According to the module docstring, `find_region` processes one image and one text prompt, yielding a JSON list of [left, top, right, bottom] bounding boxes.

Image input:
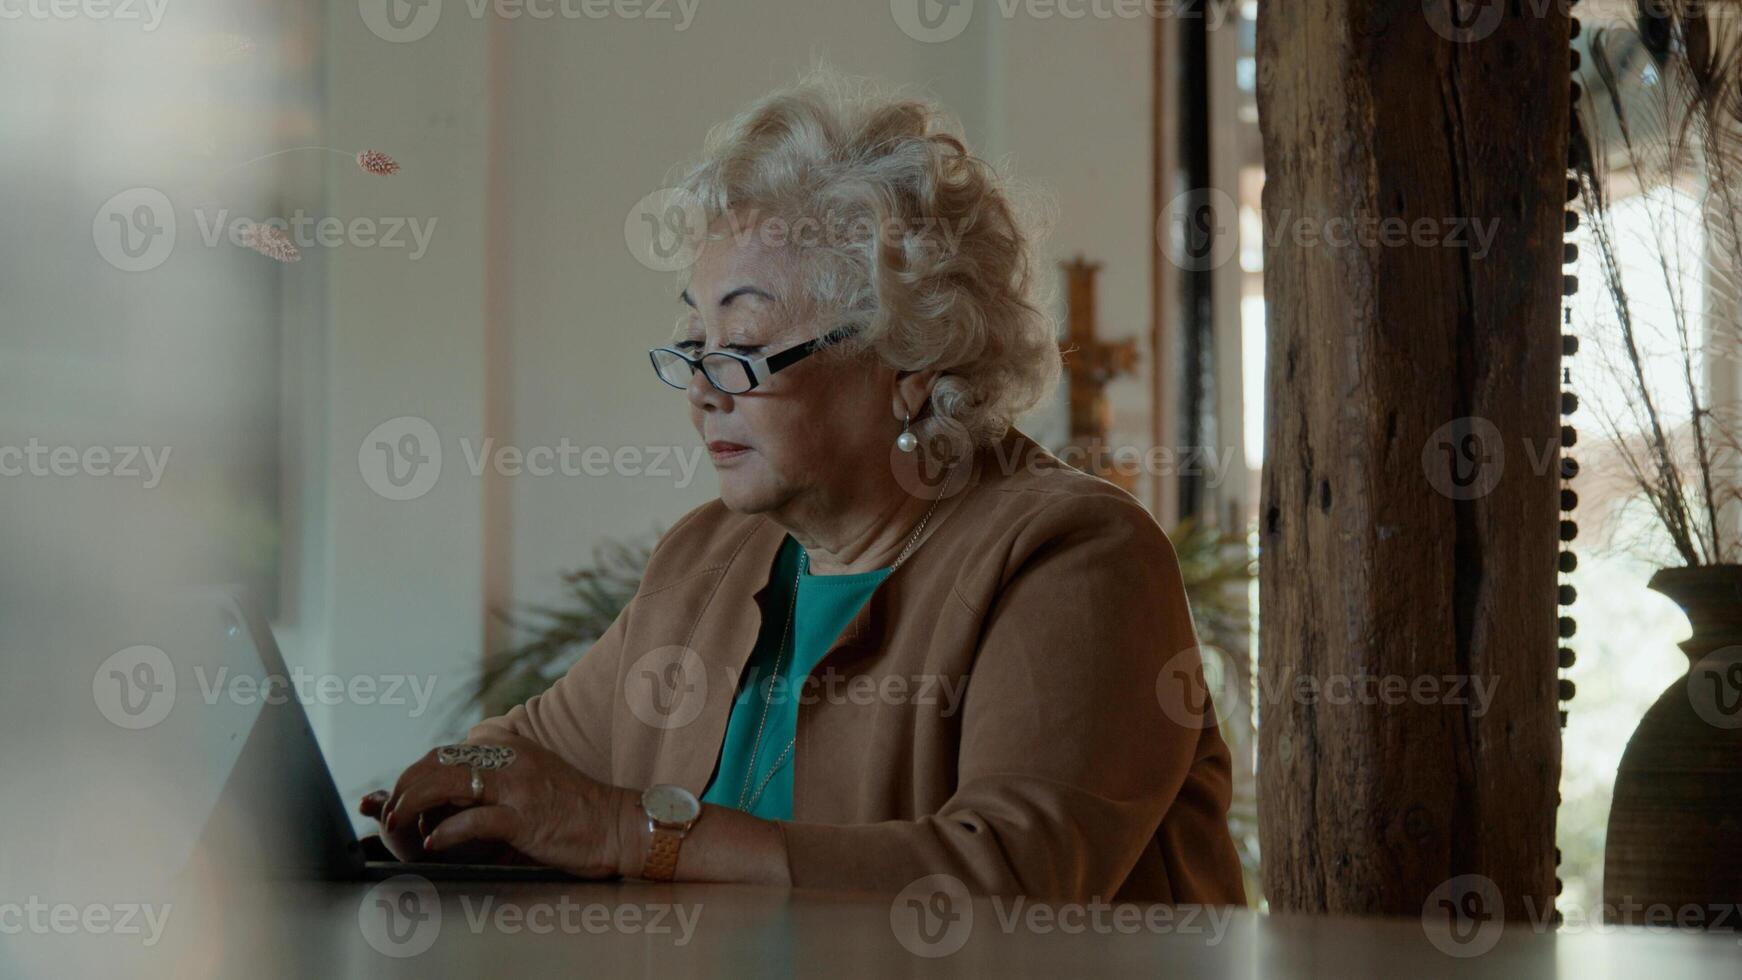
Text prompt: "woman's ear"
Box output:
[[892, 369, 941, 421]]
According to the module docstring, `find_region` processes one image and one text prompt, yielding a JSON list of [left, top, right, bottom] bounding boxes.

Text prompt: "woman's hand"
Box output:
[[357, 789, 429, 862], [374, 732, 634, 877], [357, 793, 520, 864]]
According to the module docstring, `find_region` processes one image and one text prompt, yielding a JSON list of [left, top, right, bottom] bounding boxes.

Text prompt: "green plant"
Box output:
[[466, 533, 656, 719]]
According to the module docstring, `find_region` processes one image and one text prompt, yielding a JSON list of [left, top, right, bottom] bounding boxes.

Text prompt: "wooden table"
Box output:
[[6, 877, 1739, 978]]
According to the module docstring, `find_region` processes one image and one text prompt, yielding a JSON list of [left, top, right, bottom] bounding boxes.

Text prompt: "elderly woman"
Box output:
[[362, 73, 1244, 905]]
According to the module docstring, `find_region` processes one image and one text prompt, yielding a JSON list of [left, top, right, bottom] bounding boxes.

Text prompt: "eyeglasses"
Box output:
[[649, 323, 860, 394]]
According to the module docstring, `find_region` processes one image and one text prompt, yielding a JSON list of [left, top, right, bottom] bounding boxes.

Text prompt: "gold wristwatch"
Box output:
[[638, 784, 701, 881]]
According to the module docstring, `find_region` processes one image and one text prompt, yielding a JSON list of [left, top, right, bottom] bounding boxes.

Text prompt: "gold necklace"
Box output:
[[736, 493, 944, 813]]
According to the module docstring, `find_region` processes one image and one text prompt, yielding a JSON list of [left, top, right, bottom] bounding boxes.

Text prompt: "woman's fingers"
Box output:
[[382, 748, 444, 830], [358, 789, 389, 818], [423, 805, 519, 853], [387, 764, 484, 833], [382, 739, 530, 831]]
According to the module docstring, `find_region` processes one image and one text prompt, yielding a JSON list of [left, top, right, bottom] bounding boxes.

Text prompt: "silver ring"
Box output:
[[436, 743, 517, 770], [469, 767, 484, 802]]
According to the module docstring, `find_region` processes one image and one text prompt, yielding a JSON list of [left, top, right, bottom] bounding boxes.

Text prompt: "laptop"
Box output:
[[172, 586, 574, 882]]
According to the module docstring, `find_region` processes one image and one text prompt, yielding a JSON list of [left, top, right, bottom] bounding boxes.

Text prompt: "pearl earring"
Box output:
[[896, 413, 918, 452]]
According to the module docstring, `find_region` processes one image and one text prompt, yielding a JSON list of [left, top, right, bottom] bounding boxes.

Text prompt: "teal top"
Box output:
[[700, 534, 892, 820]]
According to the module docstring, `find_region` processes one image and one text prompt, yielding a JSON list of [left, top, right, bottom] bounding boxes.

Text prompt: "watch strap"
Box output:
[[642, 826, 684, 881]]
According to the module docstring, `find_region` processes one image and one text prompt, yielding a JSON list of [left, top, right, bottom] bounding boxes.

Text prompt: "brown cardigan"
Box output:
[[471, 427, 1246, 905]]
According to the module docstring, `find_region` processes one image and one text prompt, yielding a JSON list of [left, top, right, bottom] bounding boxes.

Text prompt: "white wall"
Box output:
[[299, 0, 1154, 804]]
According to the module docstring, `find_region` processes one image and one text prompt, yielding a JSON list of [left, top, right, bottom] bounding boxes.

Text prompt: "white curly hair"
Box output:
[[670, 67, 1062, 448]]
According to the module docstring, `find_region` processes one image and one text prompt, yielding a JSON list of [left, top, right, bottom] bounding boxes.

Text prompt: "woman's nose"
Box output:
[[685, 367, 729, 411]]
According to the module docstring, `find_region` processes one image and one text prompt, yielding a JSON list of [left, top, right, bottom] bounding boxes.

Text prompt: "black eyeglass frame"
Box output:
[[648, 322, 861, 394]]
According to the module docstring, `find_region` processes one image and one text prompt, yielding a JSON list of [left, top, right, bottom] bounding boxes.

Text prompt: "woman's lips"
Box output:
[[707, 440, 751, 459]]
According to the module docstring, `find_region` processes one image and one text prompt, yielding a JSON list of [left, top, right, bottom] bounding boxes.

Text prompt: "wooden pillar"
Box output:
[[1255, 0, 1566, 918]]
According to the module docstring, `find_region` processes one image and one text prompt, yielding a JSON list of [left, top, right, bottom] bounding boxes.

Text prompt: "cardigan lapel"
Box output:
[[665, 514, 785, 791]]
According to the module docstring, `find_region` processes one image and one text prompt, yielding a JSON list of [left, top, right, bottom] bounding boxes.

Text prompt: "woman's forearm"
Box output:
[[612, 786, 792, 886]]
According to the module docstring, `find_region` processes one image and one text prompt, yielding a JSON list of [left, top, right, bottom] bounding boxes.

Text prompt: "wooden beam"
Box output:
[[1255, 1, 1566, 918]]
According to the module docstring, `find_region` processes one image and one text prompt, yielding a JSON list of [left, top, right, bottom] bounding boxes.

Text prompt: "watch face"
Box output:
[[641, 784, 700, 826]]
